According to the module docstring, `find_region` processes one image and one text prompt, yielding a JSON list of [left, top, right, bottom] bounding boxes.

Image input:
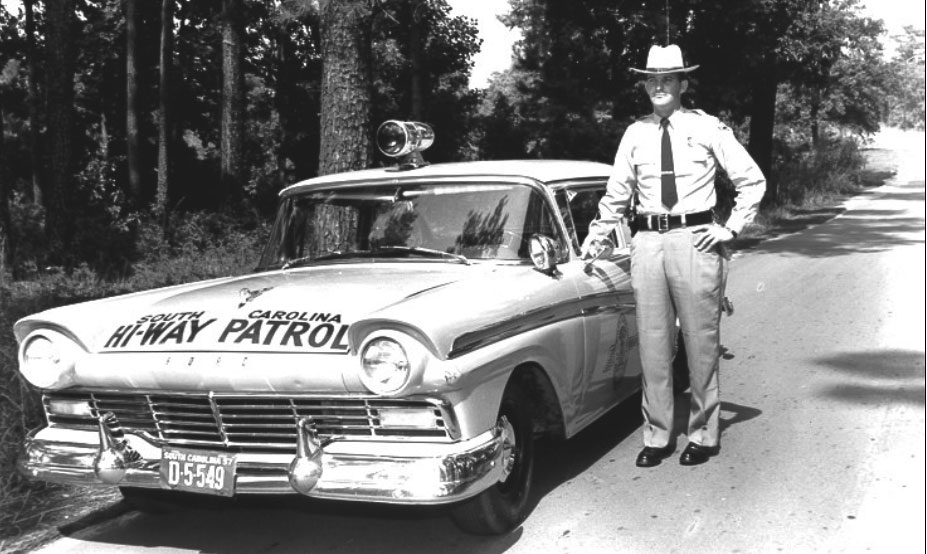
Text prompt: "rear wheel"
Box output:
[[450, 385, 535, 535]]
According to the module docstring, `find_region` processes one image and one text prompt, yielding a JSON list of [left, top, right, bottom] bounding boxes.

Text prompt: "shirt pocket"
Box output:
[[631, 147, 660, 180], [678, 141, 714, 178]]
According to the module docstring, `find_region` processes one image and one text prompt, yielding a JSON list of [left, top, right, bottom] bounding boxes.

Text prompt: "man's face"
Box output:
[[643, 73, 687, 112]]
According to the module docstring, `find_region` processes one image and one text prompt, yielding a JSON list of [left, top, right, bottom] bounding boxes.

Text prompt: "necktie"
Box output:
[[660, 117, 677, 210]]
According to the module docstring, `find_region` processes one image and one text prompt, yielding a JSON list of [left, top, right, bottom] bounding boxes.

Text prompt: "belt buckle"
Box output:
[[656, 214, 670, 232]]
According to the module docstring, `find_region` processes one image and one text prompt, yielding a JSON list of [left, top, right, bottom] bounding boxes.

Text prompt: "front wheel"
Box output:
[[450, 385, 535, 535]]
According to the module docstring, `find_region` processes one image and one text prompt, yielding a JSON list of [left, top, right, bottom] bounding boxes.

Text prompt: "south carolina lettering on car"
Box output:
[[101, 310, 350, 352]]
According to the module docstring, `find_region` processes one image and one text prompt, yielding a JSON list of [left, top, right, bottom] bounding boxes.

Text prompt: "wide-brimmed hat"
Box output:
[[630, 44, 699, 74]]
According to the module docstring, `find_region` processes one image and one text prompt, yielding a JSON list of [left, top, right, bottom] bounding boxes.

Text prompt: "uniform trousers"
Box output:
[[630, 226, 724, 448]]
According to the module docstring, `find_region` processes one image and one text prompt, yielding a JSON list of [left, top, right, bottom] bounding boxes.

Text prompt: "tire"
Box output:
[[450, 385, 535, 535]]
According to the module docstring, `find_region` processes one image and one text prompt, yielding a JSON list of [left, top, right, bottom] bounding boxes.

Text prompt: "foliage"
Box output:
[[370, 0, 483, 163], [771, 136, 867, 206], [884, 27, 926, 131], [770, 1, 891, 143], [477, 0, 892, 177], [481, 0, 655, 161], [0, 0, 481, 272]]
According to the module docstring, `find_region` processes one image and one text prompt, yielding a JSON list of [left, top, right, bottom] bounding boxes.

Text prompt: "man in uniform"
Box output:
[[582, 44, 765, 467]]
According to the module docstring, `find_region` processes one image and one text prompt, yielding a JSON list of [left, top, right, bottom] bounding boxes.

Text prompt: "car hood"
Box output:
[[15, 263, 489, 356]]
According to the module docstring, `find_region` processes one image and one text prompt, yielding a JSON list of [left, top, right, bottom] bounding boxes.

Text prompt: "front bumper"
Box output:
[[19, 424, 505, 504]]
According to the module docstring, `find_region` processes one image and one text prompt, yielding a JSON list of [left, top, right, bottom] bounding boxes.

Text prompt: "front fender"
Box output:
[[347, 318, 440, 358], [439, 317, 584, 439]]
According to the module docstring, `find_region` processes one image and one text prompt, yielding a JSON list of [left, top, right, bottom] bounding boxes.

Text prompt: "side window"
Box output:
[[559, 185, 630, 254], [567, 188, 606, 248], [521, 189, 568, 261]]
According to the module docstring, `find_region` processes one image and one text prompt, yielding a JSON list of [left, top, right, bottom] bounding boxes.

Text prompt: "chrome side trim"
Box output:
[[449, 291, 634, 359]]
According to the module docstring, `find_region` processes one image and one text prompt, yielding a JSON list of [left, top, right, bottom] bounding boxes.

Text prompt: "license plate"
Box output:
[[159, 447, 237, 497]]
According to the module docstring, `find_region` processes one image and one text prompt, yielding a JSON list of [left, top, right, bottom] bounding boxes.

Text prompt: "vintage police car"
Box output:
[[15, 121, 642, 535]]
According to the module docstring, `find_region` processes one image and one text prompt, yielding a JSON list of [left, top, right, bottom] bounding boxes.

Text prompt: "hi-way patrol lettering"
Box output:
[[103, 310, 350, 352]]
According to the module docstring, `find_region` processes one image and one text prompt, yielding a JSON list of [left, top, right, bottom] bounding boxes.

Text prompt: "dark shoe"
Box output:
[[635, 445, 675, 468], [679, 443, 720, 466]]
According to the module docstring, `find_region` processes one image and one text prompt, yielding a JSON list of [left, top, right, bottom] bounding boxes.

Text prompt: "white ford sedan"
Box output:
[[15, 122, 642, 534]]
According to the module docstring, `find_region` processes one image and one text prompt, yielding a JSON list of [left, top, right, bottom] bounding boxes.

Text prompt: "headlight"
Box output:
[[360, 337, 412, 395], [19, 331, 80, 390]]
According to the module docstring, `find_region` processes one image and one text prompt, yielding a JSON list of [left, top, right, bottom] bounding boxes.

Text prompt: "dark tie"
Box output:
[[660, 117, 677, 210]]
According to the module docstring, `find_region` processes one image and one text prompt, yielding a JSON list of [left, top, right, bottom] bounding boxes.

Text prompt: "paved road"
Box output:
[[33, 133, 925, 554]]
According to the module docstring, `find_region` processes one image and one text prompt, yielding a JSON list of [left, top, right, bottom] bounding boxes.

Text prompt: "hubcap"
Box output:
[[498, 415, 517, 483]]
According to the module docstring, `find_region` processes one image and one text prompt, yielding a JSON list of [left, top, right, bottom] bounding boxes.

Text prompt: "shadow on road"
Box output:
[[734, 179, 925, 259], [670, 395, 763, 445], [719, 401, 763, 433], [814, 349, 926, 407], [531, 392, 643, 501]]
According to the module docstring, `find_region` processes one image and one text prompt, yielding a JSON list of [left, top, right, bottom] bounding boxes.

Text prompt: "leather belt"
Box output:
[[634, 210, 714, 232]]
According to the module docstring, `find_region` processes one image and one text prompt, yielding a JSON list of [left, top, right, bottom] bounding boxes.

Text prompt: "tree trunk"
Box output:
[[126, 0, 142, 205], [809, 88, 820, 148], [274, 26, 292, 187], [221, 0, 245, 206], [747, 73, 778, 207], [319, 0, 373, 176], [24, 0, 42, 206], [100, 112, 109, 158], [157, 0, 174, 222], [408, 0, 424, 121], [44, 0, 77, 262], [1, 98, 14, 277]]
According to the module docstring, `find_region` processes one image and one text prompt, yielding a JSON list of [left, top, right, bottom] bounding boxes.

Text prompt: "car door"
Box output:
[[555, 184, 642, 432]]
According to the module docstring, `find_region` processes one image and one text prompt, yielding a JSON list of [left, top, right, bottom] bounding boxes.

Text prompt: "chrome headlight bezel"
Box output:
[[357, 331, 428, 396], [19, 329, 81, 390]]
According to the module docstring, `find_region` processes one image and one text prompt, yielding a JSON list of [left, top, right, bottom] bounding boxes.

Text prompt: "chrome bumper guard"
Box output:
[[19, 415, 507, 505]]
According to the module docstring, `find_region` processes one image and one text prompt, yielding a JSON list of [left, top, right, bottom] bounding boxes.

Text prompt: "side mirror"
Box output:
[[529, 234, 560, 276]]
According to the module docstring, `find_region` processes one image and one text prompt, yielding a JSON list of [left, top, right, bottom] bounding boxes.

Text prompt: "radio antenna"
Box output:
[[664, 0, 670, 45]]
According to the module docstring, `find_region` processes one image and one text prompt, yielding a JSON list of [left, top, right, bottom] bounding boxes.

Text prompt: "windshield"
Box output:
[[257, 181, 563, 270]]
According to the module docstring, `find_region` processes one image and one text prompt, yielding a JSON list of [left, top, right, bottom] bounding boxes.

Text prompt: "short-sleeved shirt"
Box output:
[[588, 108, 766, 240]]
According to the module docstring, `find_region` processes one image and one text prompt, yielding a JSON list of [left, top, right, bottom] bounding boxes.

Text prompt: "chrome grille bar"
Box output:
[[44, 391, 452, 450]]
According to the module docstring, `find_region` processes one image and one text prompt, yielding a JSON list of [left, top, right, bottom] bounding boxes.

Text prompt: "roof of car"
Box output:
[[281, 159, 612, 195]]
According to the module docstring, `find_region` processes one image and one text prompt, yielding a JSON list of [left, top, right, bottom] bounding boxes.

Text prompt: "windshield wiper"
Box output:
[[281, 250, 371, 269], [280, 246, 469, 269], [376, 245, 470, 265]]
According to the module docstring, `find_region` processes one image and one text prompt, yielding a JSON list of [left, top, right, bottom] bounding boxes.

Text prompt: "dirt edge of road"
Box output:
[[0, 167, 901, 554]]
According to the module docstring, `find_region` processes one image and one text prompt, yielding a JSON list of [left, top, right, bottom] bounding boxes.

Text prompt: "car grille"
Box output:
[[44, 391, 452, 452]]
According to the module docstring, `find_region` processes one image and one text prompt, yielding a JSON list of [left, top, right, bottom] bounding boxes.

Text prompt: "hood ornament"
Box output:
[[238, 286, 273, 308]]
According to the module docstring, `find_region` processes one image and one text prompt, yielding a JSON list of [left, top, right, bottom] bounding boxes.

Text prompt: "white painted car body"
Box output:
[[15, 159, 641, 515]]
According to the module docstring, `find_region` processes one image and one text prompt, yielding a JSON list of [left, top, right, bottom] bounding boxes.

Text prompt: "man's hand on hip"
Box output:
[[692, 224, 735, 252]]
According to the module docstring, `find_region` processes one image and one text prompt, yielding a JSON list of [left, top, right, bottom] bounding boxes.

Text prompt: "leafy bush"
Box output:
[[772, 136, 866, 206], [133, 210, 269, 288], [7, 154, 140, 280]]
